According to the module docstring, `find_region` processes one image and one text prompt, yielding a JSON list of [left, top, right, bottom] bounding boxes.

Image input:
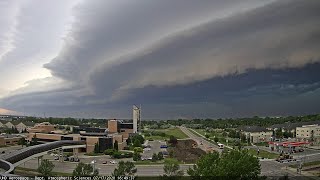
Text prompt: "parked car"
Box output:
[[298, 149, 304, 152], [160, 145, 168, 148], [74, 158, 80, 162], [64, 156, 69, 161], [69, 157, 75, 162], [54, 156, 59, 160], [102, 161, 108, 164], [110, 160, 117, 164]]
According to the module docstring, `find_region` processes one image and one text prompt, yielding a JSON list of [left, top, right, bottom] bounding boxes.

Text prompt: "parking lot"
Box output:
[[142, 140, 167, 159]]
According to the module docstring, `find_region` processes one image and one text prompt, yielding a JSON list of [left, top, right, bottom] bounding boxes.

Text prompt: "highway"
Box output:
[[178, 126, 222, 153]]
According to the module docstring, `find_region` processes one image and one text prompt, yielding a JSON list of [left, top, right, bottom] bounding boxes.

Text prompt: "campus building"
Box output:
[[239, 126, 273, 143], [296, 124, 320, 144], [0, 134, 23, 146], [25, 118, 136, 153], [27, 122, 56, 133]]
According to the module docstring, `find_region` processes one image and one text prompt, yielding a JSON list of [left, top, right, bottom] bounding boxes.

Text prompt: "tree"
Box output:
[[126, 137, 132, 145], [133, 139, 141, 147], [133, 152, 141, 161], [275, 128, 283, 139], [214, 137, 219, 142], [163, 158, 184, 178], [311, 130, 315, 142], [18, 137, 26, 147], [94, 143, 100, 153], [205, 134, 210, 139], [112, 161, 137, 176], [114, 140, 119, 150], [112, 151, 123, 159], [168, 136, 178, 146], [31, 134, 38, 146], [152, 153, 158, 162], [133, 147, 143, 153], [188, 150, 260, 179], [73, 162, 98, 176], [131, 134, 145, 146], [37, 159, 55, 176], [157, 152, 164, 160]]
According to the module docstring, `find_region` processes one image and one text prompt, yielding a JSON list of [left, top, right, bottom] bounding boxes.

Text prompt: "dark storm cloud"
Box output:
[[2, 0, 320, 118]]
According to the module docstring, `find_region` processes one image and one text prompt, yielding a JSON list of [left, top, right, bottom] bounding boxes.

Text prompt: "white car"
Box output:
[[109, 160, 117, 164]]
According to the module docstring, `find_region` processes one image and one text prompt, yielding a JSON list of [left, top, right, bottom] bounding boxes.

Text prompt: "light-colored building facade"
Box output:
[[0, 135, 22, 146], [133, 105, 141, 133], [247, 131, 273, 143], [240, 126, 273, 143], [27, 122, 56, 133], [296, 124, 320, 144]]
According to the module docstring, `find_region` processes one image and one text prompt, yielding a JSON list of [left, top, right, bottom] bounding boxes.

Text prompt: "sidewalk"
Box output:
[[284, 166, 320, 180], [307, 146, 320, 150]]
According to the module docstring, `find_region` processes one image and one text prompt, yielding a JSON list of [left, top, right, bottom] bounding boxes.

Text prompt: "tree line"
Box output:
[[143, 114, 320, 129]]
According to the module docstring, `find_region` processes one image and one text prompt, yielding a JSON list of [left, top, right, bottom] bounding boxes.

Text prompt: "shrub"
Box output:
[[133, 152, 141, 161], [133, 147, 143, 153], [104, 149, 115, 155], [152, 153, 158, 162], [112, 151, 123, 159]]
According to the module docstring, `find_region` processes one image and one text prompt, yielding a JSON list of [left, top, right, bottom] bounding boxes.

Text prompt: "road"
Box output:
[[18, 157, 193, 176], [178, 126, 222, 153], [19, 156, 316, 177]]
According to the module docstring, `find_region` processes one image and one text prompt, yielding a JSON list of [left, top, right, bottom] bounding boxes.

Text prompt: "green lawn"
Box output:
[[145, 135, 168, 140], [16, 167, 72, 176], [247, 148, 279, 159], [144, 127, 188, 140], [164, 128, 188, 139], [134, 160, 165, 165], [193, 129, 207, 136]]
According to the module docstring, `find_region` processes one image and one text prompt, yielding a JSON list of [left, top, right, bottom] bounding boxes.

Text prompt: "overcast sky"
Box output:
[[0, 0, 320, 119]]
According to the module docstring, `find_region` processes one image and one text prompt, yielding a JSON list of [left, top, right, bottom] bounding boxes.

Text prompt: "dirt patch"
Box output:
[[169, 139, 206, 163]]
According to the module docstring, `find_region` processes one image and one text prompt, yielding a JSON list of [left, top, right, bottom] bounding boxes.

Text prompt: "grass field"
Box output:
[[16, 167, 72, 176], [164, 128, 188, 139], [144, 127, 188, 140], [247, 148, 279, 159]]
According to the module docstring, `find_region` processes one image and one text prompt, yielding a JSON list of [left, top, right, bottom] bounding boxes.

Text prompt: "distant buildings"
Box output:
[[27, 122, 55, 133], [0, 120, 35, 133]]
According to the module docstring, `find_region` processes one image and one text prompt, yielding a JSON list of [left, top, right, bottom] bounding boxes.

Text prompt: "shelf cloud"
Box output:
[[1, 0, 320, 118]]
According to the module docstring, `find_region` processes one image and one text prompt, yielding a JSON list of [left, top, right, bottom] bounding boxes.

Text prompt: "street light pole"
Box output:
[[91, 159, 96, 175]]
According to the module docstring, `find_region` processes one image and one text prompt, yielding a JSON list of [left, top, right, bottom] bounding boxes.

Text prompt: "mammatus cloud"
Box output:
[[1, 0, 320, 118]]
